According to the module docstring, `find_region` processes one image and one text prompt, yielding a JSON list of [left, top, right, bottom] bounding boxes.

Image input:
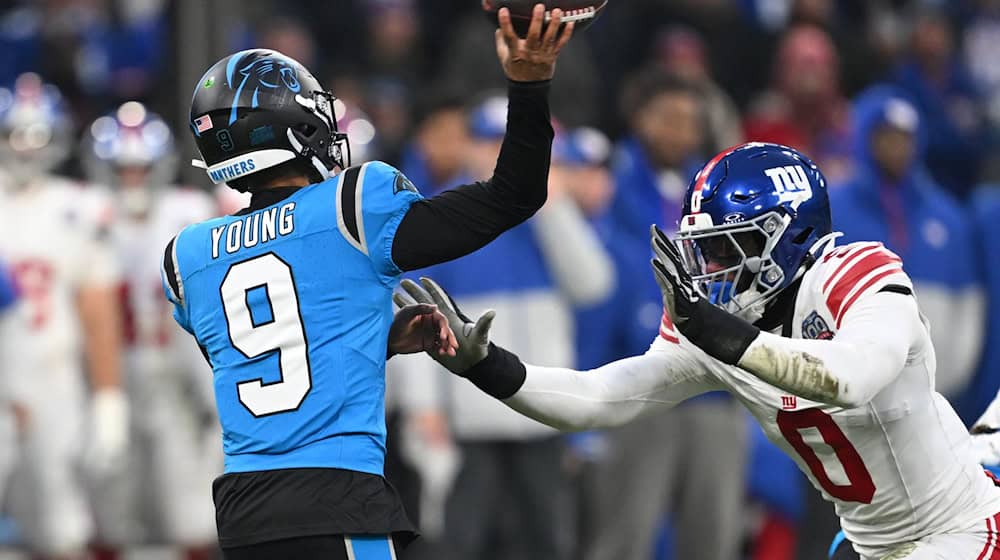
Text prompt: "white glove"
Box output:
[[972, 428, 1000, 467], [84, 388, 130, 474]]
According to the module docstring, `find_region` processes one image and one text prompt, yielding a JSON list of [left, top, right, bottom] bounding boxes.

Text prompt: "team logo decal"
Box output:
[[394, 172, 418, 195], [801, 310, 834, 340], [781, 395, 797, 410], [764, 165, 813, 209], [226, 54, 302, 125]]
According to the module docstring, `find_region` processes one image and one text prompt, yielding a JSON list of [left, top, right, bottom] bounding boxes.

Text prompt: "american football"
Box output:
[[483, 0, 607, 37]]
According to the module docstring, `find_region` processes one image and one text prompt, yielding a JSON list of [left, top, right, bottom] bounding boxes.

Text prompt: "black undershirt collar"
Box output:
[[235, 186, 304, 215]]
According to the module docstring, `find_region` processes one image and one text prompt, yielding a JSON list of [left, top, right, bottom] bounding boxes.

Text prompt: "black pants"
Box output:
[[224, 535, 400, 560]]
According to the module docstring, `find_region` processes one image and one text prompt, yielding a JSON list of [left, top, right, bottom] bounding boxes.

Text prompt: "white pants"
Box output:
[[94, 353, 219, 545], [863, 513, 1000, 560], [5, 369, 92, 555]]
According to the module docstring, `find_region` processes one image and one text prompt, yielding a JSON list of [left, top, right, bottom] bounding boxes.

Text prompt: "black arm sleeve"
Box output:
[[391, 80, 553, 272]]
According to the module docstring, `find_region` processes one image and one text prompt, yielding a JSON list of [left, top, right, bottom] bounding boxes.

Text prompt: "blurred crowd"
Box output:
[[2, 0, 1000, 559]]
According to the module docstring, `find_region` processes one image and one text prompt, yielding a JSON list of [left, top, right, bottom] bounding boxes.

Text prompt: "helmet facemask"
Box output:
[[676, 211, 792, 322], [289, 91, 351, 179]]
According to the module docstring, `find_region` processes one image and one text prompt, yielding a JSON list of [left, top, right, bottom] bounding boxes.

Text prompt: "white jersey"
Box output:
[[112, 186, 215, 356], [507, 240, 1000, 557], [0, 176, 119, 391]]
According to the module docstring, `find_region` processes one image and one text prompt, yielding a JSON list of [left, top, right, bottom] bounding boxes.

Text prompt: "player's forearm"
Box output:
[[464, 343, 706, 431], [77, 285, 124, 390], [391, 80, 553, 271], [736, 294, 916, 408]]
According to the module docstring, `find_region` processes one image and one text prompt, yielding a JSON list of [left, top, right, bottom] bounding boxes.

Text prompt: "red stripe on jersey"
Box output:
[[826, 251, 902, 320], [659, 329, 680, 344], [991, 513, 1000, 560], [833, 267, 902, 328], [977, 517, 993, 560], [822, 244, 883, 293], [660, 312, 679, 344]]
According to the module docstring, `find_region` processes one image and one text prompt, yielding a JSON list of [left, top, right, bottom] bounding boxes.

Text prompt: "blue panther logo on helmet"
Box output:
[[225, 53, 302, 125], [674, 142, 835, 318]]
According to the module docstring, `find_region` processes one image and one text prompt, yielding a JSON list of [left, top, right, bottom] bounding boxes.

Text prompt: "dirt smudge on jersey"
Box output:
[[739, 344, 841, 404]]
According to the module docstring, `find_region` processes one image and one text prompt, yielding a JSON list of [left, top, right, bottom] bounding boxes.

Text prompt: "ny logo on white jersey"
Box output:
[[764, 165, 813, 209]]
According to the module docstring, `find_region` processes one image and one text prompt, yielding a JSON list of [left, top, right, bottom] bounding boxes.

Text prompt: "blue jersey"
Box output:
[[162, 161, 421, 475]]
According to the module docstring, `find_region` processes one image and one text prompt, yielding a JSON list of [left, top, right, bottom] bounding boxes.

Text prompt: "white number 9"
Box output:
[[221, 253, 311, 417]]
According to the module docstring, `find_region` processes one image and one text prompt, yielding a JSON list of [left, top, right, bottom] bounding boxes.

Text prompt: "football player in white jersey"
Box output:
[[81, 101, 221, 557], [397, 142, 1000, 560], [0, 73, 129, 558]]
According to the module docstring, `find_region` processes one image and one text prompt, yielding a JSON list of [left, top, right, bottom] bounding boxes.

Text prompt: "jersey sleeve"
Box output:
[[737, 290, 923, 408], [161, 235, 193, 335], [819, 242, 912, 329], [334, 161, 423, 280], [504, 336, 722, 431]]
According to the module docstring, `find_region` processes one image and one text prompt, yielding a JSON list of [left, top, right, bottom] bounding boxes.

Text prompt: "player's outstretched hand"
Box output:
[[496, 4, 574, 82], [650, 225, 761, 365], [394, 278, 495, 375], [388, 302, 458, 358], [650, 225, 701, 329]]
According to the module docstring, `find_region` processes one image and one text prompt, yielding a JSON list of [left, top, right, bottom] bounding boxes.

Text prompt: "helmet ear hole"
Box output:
[[792, 226, 815, 245], [293, 123, 318, 138]]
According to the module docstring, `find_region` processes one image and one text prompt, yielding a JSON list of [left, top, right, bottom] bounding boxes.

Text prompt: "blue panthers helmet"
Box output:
[[675, 142, 833, 317]]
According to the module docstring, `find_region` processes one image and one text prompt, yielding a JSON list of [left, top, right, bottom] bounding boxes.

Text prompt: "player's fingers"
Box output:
[[541, 8, 563, 47], [419, 277, 457, 315], [436, 312, 459, 355], [403, 303, 437, 320], [498, 8, 521, 51], [525, 3, 545, 49], [554, 20, 574, 52], [400, 278, 434, 305], [472, 309, 496, 344], [393, 291, 418, 310]]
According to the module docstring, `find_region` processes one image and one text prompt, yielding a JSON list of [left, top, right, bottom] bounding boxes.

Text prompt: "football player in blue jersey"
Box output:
[[162, 5, 573, 559]]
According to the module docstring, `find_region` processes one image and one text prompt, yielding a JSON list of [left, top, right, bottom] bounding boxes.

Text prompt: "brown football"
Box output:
[[482, 0, 607, 38]]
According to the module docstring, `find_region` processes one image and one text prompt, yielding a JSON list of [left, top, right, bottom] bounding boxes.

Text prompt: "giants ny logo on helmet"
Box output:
[[763, 165, 812, 208]]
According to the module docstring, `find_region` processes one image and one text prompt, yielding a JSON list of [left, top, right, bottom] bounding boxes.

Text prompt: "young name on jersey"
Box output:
[[210, 202, 296, 259]]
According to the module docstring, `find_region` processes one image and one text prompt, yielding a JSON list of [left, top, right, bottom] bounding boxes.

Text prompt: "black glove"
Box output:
[[650, 225, 760, 365]]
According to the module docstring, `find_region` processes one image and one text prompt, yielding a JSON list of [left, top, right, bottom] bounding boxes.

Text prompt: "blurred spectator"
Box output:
[[651, 26, 743, 154], [578, 70, 748, 560], [392, 95, 614, 560], [607, 70, 703, 246], [441, 13, 599, 128], [961, 0, 1000, 181], [831, 85, 984, 399], [744, 24, 852, 184], [258, 17, 317, 70], [399, 89, 471, 193], [952, 185, 1000, 425], [893, 9, 987, 197], [0, 0, 168, 124]]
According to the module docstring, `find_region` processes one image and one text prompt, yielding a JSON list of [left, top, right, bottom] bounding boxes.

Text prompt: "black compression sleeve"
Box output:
[[391, 80, 553, 271], [461, 343, 527, 400]]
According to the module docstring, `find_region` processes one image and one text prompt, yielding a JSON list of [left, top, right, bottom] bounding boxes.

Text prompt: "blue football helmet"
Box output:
[[675, 142, 834, 318], [0, 73, 73, 185], [82, 101, 178, 215]]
